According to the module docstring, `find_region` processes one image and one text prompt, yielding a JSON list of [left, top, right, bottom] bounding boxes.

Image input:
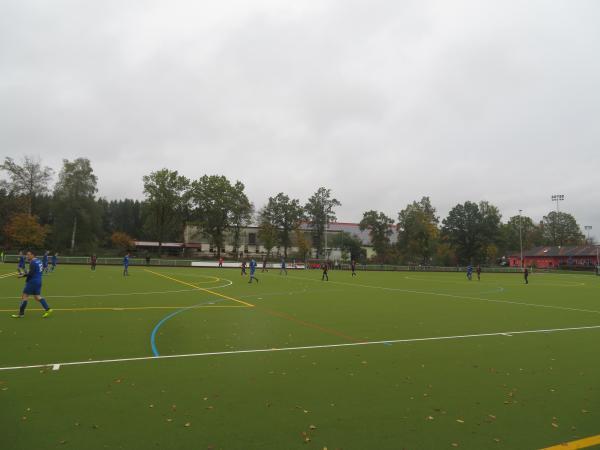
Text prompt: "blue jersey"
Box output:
[[123, 256, 129, 267], [51, 255, 57, 266], [42, 254, 49, 267], [18, 256, 26, 268], [26, 258, 43, 284], [467, 265, 473, 273], [249, 260, 257, 272], [281, 259, 286, 268]]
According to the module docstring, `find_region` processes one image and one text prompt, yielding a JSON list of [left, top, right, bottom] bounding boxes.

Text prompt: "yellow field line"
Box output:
[[0, 305, 247, 312], [0, 272, 19, 279], [144, 269, 254, 307], [541, 434, 600, 449]]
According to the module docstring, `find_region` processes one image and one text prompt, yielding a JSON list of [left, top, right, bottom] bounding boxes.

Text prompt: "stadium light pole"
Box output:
[[519, 209, 524, 268], [584, 225, 592, 244], [551, 194, 565, 246], [551, 194, 564, 213]]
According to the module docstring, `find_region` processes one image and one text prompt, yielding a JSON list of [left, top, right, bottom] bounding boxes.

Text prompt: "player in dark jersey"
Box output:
[[90, 254, 97, 271], [476, 265, 481, 281], [261, 257, 268, 272], [524, 268, 529, 284], [51, 253, 58, 272], [17, 251, 26, 275], [241, 260, 247, 276], [123, 253, 130, 276], [321, 263, 329, 281], [351, 260, 357, 277], [12, 250, 53, 318], [42, 251, 49, 274]]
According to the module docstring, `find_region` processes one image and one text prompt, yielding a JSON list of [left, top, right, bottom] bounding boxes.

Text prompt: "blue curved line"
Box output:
[[150, 299, 226, 357]]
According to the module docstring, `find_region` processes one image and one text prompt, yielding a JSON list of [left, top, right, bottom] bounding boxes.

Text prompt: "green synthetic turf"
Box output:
[[0, 264, 599, 450]]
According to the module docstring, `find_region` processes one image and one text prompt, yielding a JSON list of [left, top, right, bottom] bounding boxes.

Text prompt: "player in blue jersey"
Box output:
[[280, 257, 287, 275], [42, 251, 49, 274], [466, 264, 473, 281], [51, 253, 58, 272], [12, 250, 53, 318], [248, 258, 259, 283], [17, 251, 26, 275], [123, 253, 130, 276]]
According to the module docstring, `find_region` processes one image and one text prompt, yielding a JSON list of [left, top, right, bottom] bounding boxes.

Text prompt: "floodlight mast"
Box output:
[[551, 194, 564, 213], [519, 210, 524, 268], [584, 225, 592, 244]]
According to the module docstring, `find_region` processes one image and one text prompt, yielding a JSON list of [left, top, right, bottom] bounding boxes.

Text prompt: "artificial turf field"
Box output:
[[0, 264, 599, 450]]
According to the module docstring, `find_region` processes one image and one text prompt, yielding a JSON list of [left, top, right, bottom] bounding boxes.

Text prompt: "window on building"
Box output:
[[248, 233, 256, 245]]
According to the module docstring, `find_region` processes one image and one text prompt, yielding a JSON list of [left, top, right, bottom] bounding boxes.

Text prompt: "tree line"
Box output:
[[0, 156, 588, 264]]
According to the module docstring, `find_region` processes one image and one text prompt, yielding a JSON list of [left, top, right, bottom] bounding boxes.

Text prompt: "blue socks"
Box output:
[[40, 298, 50, 311], [19, 300, 28, 315]]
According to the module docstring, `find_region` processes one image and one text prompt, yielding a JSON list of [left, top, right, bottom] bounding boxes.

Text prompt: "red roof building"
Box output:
[[509, 246, 599, 268]]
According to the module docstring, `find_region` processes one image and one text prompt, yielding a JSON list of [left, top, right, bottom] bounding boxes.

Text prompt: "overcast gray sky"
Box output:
[[1, 0, 599, 238]]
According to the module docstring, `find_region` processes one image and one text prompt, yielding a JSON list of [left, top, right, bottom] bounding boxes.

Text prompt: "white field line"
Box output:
[[1, 324, 600, 372], [403, 275, 585, 287], [274, 274, 600, 316]]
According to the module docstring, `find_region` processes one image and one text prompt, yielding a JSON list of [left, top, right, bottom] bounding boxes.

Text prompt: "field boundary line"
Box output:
[[144, 269, 254, 307], [2, 324, 600, 372], [540, 433, 600, 449]]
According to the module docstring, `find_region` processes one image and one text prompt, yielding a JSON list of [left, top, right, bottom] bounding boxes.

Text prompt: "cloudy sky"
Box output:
[[1, 0, 599, 238]]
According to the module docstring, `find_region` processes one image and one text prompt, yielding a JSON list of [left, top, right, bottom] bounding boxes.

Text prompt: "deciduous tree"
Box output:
[[359, 210, 394, 262], [0, 156, 53, 215], [304, 187, 340, 258], [143, 169, 190, 253], [4, 213, 48, 248]]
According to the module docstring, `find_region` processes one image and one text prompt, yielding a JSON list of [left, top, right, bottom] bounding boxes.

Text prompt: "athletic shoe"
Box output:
[[11, 314, 23, 318], [42, 309, 53, 318]]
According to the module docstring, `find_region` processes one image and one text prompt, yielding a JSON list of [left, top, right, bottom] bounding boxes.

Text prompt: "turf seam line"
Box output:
[[2, 324, 600, 372]]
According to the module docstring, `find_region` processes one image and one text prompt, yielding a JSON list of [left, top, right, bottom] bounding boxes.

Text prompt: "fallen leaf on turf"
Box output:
[[451, 443, 459, 447], [166, 418, 173, 422], [149, 404, 154, 408], [456, 419, 464, 423], [493, 438, 501, 443], [488, 415, 496, 420], [21, 416, 27, 421], [426, 416, 434, 421], [309, 425, 317, 430], [551, 422, 559, 428], [184, 422, 191, 427], [171, 404, 177, 411], [114, 379, 121, 383], [581, 409, 589, 414], [59, 440, 67, 445]]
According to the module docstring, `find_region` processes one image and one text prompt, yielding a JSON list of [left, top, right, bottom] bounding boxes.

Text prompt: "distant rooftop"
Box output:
[[510, 246, 599, 257]]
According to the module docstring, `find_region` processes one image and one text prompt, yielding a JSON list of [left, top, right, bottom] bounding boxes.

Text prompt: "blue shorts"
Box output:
[[23, 282, 42, 296]]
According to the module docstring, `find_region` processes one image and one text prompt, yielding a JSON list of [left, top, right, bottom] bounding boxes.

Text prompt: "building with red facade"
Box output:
[[509, 246, 599, 269]]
